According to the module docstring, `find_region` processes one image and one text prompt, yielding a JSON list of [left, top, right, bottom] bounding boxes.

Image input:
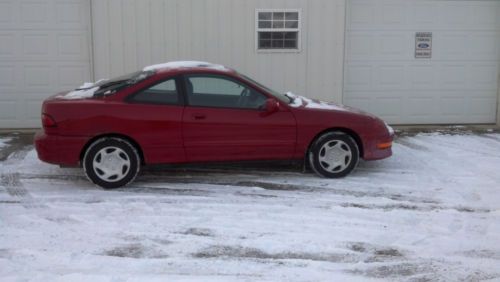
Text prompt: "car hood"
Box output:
[[285, 92, 376, 118]]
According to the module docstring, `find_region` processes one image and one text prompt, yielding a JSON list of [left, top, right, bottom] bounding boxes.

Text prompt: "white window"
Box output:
[[256, 10, 301, 51]]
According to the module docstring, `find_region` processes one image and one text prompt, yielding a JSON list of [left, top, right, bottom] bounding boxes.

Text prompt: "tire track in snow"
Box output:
[[16, 172, 443, 206], [1, 173, 46, 209], [0, 146, 48, 209]]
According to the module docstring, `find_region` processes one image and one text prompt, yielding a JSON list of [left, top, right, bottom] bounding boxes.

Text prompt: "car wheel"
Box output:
[[83, 137, 140, 189], [309, 132, 359, 178]]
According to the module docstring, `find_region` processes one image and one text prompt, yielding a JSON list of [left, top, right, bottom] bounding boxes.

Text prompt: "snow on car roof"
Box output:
[[143, 61, 230, 72]]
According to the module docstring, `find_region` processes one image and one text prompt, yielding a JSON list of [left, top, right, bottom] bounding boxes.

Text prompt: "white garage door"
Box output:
[[344, 0, 500, 124], [0, 0, 92, 128]]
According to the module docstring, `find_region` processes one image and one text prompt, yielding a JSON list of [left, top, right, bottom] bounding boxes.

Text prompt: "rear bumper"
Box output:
[[34, 131, 88, 167]]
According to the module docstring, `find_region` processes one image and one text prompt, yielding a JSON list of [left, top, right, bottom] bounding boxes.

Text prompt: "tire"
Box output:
[[308, 132, 359, 178], [83, 137, 140, 189]]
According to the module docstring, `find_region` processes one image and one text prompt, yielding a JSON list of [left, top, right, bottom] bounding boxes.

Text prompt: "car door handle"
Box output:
[[192, 113, 206, 120]]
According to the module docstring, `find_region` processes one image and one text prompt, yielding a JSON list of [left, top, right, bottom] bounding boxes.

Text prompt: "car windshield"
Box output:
[[237, 73, 293, 104], [89, 70, 155, 97]]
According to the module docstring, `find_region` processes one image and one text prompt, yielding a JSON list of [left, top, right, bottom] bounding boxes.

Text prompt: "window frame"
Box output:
[[182, 73, 269, 111], [255, 9, 302, 53], [125, 75, 185, 106]]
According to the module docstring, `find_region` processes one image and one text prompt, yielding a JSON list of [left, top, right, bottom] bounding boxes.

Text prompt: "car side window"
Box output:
[[185, 75, 267, 110], [130, 78, 179, 105]]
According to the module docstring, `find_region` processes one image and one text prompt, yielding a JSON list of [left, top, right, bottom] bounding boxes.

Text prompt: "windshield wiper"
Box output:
[[98, 79, 128, 88], [93, 80, 129, 97], [92, 71, 155, 97], [284, 92, 296, 104]]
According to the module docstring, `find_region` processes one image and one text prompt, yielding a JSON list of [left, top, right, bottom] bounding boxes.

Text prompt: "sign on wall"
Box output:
[[415, 32, 432, 58]]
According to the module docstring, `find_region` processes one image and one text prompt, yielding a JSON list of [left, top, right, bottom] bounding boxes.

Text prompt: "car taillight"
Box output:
[[42, 113, 57, 128]]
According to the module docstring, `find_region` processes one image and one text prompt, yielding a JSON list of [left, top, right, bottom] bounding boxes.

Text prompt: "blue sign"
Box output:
[[418, 43, 430, 49]]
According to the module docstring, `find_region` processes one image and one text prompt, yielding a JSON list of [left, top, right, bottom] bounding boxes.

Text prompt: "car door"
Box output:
[[122, 76, 186, 164], [181, 73, 297, 162]]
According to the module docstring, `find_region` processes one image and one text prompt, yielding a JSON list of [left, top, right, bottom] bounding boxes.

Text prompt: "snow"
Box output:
[[0, 137, 12, 149], [59, 86, 99, 100], [56, 79, 110, 100], [1, 133, 500, 281], [385, 123, 394, 136], [143, 61, 229, 72], [58, 82, 100, 100], [286, 92, 348, 111]]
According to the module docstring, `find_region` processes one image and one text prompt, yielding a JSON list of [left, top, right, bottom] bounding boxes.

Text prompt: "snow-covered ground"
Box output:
[[0, 137, 11, 149], [1, 133, 500, 281]]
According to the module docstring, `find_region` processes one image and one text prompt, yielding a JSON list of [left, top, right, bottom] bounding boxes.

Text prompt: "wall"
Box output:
[[91, 0, 346, 102]]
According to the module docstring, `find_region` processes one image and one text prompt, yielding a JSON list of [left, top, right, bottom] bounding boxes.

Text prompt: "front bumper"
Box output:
[[362, 124, 394, 161], [34, 131, 88, 167]]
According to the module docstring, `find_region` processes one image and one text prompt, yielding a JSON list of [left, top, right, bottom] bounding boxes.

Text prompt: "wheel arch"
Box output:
[[306, 127, 364, 159], [79, 133, 145, 166]]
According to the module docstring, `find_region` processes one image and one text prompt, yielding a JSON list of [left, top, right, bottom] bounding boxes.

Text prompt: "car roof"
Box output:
[[142, 61, 236, 75]]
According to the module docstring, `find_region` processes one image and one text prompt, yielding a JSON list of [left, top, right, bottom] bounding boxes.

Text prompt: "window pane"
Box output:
[[285, 21, 298, 28], [258, 12, 271, 21], [284, 32, 297, 40], [272, 40, 284, 48], [259, 32, 272, 40], [132, 79, 179, 104], [273, 12, 284, 21], [285, 12, 299, 21], [150, 79, 176, 91], [284, 40, 297, 48], [272, 21, 284, 29], [189, 76, 242, 96], [271, 32, 285, 40], [258, 21, 272, 28], [259, 39, 272, 49], [186, 75, 266, 109]]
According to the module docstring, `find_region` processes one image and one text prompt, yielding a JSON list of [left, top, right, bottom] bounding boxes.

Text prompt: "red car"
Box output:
[[35, 61, 393, 188]]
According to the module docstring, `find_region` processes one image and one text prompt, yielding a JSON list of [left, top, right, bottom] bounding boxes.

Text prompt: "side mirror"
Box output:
[[265, 98, 280, 113]]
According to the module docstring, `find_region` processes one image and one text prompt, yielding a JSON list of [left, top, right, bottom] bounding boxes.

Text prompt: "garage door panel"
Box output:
[[57, 65, 91, 88], [23, 66, 54, 89], [23, 34, 51, 56], [0, 0, 91, 128], [56, 1, 88, 26], [412, 3, 437, 25], [24, 99, 45, 120], [439, 64, 467, 87], [0, 101, 17, 120], [0, 66, 16, 87], [0, 2, 14, 24], [21, 2, 49, 24], [346, 65, 373, 90], [469, 65, 499, 89], [376, 65, 405, 89], [407, 97, 436, 118], [410, 65, 435, 89], [57, 34, 88, 57], [0, 33, 15, 56]]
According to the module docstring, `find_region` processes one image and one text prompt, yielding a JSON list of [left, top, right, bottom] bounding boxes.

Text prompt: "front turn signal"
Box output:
[[377, 142, 392, 149]]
